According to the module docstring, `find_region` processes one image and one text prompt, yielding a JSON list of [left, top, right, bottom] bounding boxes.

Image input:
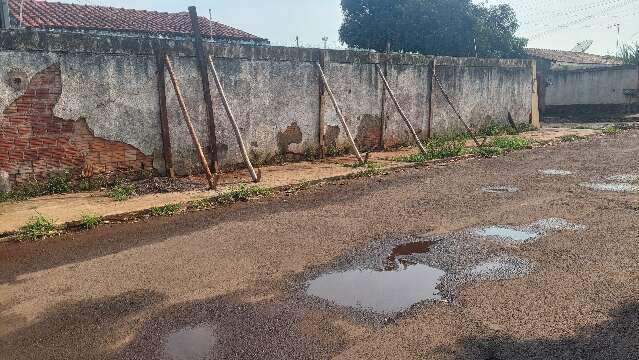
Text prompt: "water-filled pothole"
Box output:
[[541, 169, 573, 176], [580, 182, 639, 193], [481, 186, 519, 193], [163, 324, 218, 360], [306, 264, 446, 314], [474, 226, 539, 243]]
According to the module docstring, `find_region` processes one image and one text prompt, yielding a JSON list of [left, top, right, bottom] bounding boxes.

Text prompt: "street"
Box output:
[[2, 131, 639, 360]]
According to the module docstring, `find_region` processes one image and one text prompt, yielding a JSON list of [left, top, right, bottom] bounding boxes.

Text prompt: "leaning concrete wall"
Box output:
[[544, 66, 639, 119], [0, 30, 534, 184]]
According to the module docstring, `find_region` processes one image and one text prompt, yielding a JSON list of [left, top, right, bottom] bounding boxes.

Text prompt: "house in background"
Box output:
[[526, 48, 623, 71], [0, 0, 268, 44], [526, 48, 637, 121]]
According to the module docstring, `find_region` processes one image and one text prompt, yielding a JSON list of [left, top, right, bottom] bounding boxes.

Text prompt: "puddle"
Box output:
[[306, 264, 445, 314], [164, 324, 218, 360], [481, 186, 519, 193], [607, 174, 639, 182], [580, 182, 639, 193], [541, 169, 573, 176], [475, 226, 539, 243], [384, 241, 432, 270]]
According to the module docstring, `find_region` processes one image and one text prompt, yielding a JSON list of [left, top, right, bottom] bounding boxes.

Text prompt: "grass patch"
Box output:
[[602, 126, 620, 135], [150, 203, 182, 216], [215, 184, 273, 205], [468, 146, 504, 158], [354, 162, 385, 177], [108, 184, 137, 201], [490, 136, 532, 151], [189, 198, 214, 210], [390, 139, 465, 163], [80, 213, 103, 230], [559, 135, 587, 142], [19, 214, 57, 241]]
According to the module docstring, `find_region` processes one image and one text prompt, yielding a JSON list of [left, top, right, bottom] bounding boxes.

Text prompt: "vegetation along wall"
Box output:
[[0, 30, 535, 185]]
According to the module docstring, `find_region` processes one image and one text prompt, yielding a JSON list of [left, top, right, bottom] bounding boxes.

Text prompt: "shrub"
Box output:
[[559, 135, 586, 142], [19, 214, 57, 240], [46, 171, 72, 195], [80, 213, 103, 230]]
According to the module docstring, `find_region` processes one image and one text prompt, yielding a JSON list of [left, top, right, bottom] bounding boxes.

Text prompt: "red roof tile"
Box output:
[[7, 0, 266, 42]]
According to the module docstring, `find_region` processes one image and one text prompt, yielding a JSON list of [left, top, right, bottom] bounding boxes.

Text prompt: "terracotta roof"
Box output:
[[7, 0, 266, 42], [526, 48, 623, 65]]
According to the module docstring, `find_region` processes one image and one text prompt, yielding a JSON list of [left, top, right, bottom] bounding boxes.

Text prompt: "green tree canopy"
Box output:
[[339, 0, 528, 58]]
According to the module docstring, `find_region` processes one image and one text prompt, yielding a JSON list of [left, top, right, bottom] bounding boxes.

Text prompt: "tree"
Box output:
[[339, 0, 528, 58], [617, 43, 639, 65]]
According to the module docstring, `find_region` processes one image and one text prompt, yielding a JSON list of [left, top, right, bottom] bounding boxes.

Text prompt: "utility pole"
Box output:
[[322, 36, 328, 49], [296, 36, 299, 47], [0, 0, 10, 29]]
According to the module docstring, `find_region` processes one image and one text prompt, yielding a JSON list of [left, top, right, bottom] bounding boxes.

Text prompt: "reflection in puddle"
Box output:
[[580, 182, 639, 193], [306, 264, 445, 313], [164, 324, 218, 360], [541, 169, 573, 176], [384, 241, 433, 270], [481, 186, 519, 193], [475, 226, 539, 243]]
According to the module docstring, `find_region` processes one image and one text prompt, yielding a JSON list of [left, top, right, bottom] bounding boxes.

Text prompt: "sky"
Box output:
[[59, 0, 639, 55]]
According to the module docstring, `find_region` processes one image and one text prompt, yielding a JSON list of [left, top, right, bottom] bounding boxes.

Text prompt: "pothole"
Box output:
[[303, 218, 583, 318], [580, 182, 639, 193], [163, 324, 219, 360], [540, 169, 573, 176], [474, 226, 540, 243], [306, 264, 446, 314], [481, 186, 520, 193]]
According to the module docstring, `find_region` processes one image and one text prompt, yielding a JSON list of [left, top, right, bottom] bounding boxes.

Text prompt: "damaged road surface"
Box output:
[[2, 131, 639, 359]]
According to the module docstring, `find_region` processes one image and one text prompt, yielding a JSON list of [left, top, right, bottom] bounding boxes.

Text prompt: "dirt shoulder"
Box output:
[[1, 129, 638, 359]]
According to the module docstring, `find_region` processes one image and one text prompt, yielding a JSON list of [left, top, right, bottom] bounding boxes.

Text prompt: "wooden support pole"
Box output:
[[189, 6, 219, 174], [207, 55, 260, 183], [375, 64, 428, 155], [318, 51, 327, 159], [315, 62, 365, 164], [427, 59, 435, 139], [156, 51, 175, 178], [164, 55, 217, 190], [0, 0, 9, 29]]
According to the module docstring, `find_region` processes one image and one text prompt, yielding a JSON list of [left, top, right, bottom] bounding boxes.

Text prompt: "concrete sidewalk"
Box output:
[[0, 127, 600, 235]]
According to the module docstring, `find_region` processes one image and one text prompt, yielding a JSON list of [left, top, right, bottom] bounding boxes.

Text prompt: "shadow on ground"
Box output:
[[447, 301, 639, 360], [1, 287, 347, 360]]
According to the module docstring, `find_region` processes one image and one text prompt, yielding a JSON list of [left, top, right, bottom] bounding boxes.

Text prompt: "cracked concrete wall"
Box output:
[[0, 31, 535, 179]]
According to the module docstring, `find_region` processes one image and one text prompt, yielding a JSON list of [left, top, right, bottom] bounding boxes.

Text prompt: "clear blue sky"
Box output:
[[62, 0, 639, 55]]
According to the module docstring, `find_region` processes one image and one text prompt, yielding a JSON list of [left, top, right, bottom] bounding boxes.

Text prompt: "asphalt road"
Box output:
[[1, 131, 639, 360]]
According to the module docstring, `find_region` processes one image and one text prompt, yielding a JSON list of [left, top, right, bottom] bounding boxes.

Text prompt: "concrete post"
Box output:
[[0, 0, 10, 29], [530, 61, 541, 128]]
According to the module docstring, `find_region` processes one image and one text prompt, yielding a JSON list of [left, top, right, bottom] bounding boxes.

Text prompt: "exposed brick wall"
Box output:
[[0, 64, 153, 185]]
